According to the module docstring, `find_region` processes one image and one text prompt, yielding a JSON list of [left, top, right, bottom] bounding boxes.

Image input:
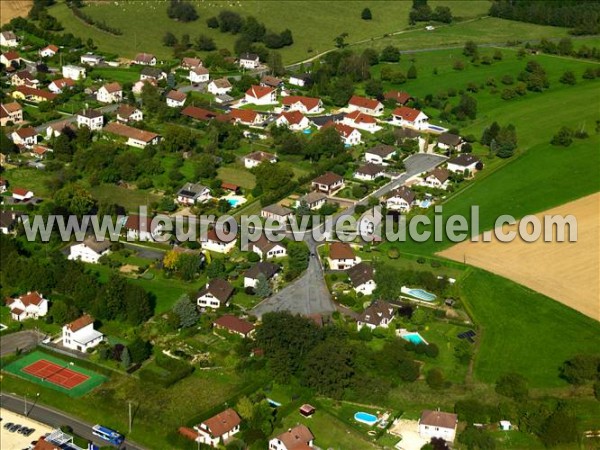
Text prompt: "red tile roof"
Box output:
[[274, 425, 314, 450], [200, 408, 241, 438], [214, 315, 255, 336], [245, 85, 274, 99], [16, 291, 44, 306], [323, 121, 357, 138], [384, 90, 412, 104], [345, 110, 376, 124], [14, 127, 37, 138], [329, 242, 355, 260], [2, 51, 20, 61], [14, 86, 57, 101], [166, 90, 187, 102], [278, 110, 306, 125], [44, 44, 59, 53], [420, 410, 458, 429], [312, 171, 343, 187], [12, 187, 31, 196], [101, 82, 122, 93], [281, 95, 321, 112], [181, 105, 217, 121], [349, 95, 381, 110], [67, 314, 94, 332], [134, 52, 155, 64], [392, 106, 423, 122], [104, 122, 159, 143], [230, 108, 259, 123], [125, 214, 159, 232]]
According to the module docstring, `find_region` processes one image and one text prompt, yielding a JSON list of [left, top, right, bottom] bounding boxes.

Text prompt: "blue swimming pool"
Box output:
[[420, 199, 431, 208], [407, 288, 436, 302], [428, 125, 446, 132], [402, 332, 428, 346], [303, 128, 312, 134], [355, 412, 378, 426], [227, 198, 241, 207]]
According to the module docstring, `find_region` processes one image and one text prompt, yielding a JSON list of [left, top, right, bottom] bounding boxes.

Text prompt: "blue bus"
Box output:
[[92, 425, 124, 446]]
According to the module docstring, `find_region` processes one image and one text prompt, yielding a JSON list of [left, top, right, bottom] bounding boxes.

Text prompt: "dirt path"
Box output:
[[0, 1, 32, 25], [439, 193, 600, 321]]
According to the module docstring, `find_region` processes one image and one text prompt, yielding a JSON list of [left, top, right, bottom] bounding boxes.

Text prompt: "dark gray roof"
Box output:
[[347, 262, 374, 287], [358, 300, 394, 326], [356, 163, 385, 177], [198, 278, 234, 302], [141, 67, 164, 78], [448, 154, 481, 167], [438, 133, 462, 146], [309, 113, 344, 127], [394, 127, 420, 140], [244, 261, 280, 280], [366, 144, 395, 158]]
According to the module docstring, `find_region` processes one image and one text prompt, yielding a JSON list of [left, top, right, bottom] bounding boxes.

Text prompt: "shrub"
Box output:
[[425, 343, 439, 358], [417, 257, 426, 264], [453, 60, 465, 71], [426, 368, 446, 389], [388, 248, 400, 259], [495, 373, 529, 400], [501, 74, 514, 85]]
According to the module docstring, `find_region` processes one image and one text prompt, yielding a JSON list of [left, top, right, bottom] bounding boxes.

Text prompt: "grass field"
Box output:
[[217, 165, 256, 189], [47, 1, 490, 63], [3, 350, 107, 397], [459, 268, 600, 388], [89, 183, 162, 212], [2, 167, 54, 198]]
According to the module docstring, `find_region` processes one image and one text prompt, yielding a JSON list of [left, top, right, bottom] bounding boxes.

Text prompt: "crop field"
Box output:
[[0, 1, 32, 25]]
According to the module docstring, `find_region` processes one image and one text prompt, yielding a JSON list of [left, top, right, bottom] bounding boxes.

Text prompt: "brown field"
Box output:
[[0, 1, 32, 25], [439, 193, 600, 321]]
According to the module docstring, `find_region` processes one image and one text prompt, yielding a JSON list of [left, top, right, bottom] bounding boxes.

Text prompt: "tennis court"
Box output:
[[3, 351, 107, 397]]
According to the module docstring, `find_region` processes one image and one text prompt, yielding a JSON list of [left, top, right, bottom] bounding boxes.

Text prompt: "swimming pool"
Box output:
[[402, 332, 428, 346], [227, 198, 241, 207], [303, 128, 312, 134], [420, 199, 431, 208], [428, 124, 447, 132], [404, 288, 437, 302], [354, 412, 378, 426]]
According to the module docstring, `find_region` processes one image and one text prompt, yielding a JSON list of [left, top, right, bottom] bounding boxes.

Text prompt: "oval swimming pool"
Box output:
[[354, 411, 378, 426]]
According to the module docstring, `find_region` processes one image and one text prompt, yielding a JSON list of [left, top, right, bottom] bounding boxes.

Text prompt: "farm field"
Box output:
[[46, 1, 490, 63], [89, 183, 162, 213], [0, 0, 32, 25], [440, 193, 600, 321]]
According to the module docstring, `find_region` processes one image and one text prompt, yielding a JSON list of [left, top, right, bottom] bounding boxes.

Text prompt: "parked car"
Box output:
[[24, 428, 35, 436], [4, 422, 14, 429]]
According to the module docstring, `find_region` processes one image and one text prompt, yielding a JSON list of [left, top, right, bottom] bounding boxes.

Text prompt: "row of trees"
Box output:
[[410, 0, 453, 24]]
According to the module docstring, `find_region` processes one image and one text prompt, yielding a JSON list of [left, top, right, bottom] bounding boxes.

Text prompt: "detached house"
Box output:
[[189, 66, 210, 84], [365, 144, 396, 165], [96, 82, 123, 103], [348, 95, 384, 116], [0, 30, 18, 47], [197, 278, 234, 309], [347, 262, 376, 295], [323, 122, 362, 146], [261, 204, 294, 223], [194, 408, 241, 447], [62, 314, 104, 352], [133, 52, 157, 66], [260, 75, 283, 89], [281, 95, 323, 114], [40, 44, 59, 58], [124, 214, 163, 241], [251, 235, 287, 260], [437, 132, 464, 151], [48, 78, 75, 94], [12, 86, 57, 103], [10, 70, 36, 87], [11, 127, 38, 147], [182, 105, 218, 122], [201, 228, 236, 254], [244, 151, 277, 169], [166, 89, 187, 107], [214, 315, 255, 338], [385, 186, 417, 212], [384, 90, 412, 105], [419, 410, 458, 443], [311, 172, 344, 195], [103, 122, 161, 148], [239, 52, 260, 69], [208, 78, 232, 95], [357, 300, 394, 330], [68, 236, 111, 264], [275, 110, 309, 130], [288, 73, 312, 87], [1, 51, 21, 67], [176, 182, 211, 205], [420, 168, 450, 190], [116, 104, 143, 123], [80, 53, 104, 66], [245, 85, 276, 105], [328, 242, 359, 270], [342, 110, 381, 133], [6, 291, 48, 322], [0, 210, 24, 235], [244, 261, 280, 288], [296, 191, 327, 210], [391, 106, 429, 130], [0, 102, 23, 126], [269, 425, 314, 450], [447, 154, 482, 175], [229, 108, 264, 126], [46, 120, 76, 139], [140, 67, 166, 82], [354, 163, 386, 181], [12, 187, 34, 202], [77, 109, 104, 130], [62, 65, 86, 80]]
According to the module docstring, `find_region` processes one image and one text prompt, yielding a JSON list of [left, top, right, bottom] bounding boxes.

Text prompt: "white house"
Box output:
[[181, 57, 202, 70], [288, 73, 311, 87], [194, 408, 241, 447], [124, 215, 163, 241], [176, 182, 211, 205], [269, 425, 314, 450], [251, 235, 287, 259], [68, 236, 111, 264], [275, 110, 309, 131], [201, 229, 236, 254], [166, 89, 187, 108], [419, 410, 458, 443], [5, 292, 48, 322], [0, 102, 23, 126], [207, 78, 232, 95], [347, 95, 384, 116], [420, 168, 450, 190], [437, 133, 464, 151], [357, 300, 394, 331], [0, 210, 23, 235], [328, 242, 359, 270], [324, 122, 362, 146], [281, 96, 323, 114], [77, 109, 104, 131], [347, 262, 376, 295], [12, 187, 34, 202], [80, 53, 104, 66], [244, 151, 277, 169], [296, 191, 327, 210], [45, 120, 76, 139], [365, 144, 396, 165], [245, 85, 276, 105], [11, 127, 38, 147], [10, 70, 36, 87], [116, 104, 143, 123], [140, 67, 166, 82], [62, 65, 86, 80], [197, 278, 234, 309], [311, 172, 344, 195], [96, 82, 123, 103], [39, 44, 59, 58], [243, 261, 280, 288], [391, 106, 429, 130], [133, 52, 157, 66], [385, 186, 417, 212], [239, 52, 260, 69], [0, 51, 20, 67], [103, 122, 161, 148], [0, 31, 18, 47], [189, 67, 210, 84], [261, 204, 294, 223], [447, 154, 482, 175], [354, 163, 386, 181], [229, 109, 264, 127], [48, 78, 75, 94], [62, 315, 104, 352], [342, 111, 381, 133]]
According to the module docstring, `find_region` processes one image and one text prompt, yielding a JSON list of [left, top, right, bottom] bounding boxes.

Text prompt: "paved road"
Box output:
[[0, 393, 146, 450], [0, 330, 44, 357]]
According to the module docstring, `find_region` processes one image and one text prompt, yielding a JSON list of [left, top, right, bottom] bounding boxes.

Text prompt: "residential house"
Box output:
[[189, 66, 210, 84], [354, 163, 386, 181], [244, 261, 280, 288], [77, 109, 104, 130], [347, 262, 376, 295], [6, 291, 49, 322], [288, 73, 312, 87], [420, 168, 450, 190], [10, 70, 36, 87], [245, 85, 276, 105], [133, 52, 157, 66], [176, 182, 211, 205], [182, 105, 218, 122], [62, 314, 104, 352], [103, 122, 161, 148], [68, 236, 111, 264], [12, 86, 57, 103], [385, 186, 417, 212], [365, 144, 396, 165], [348, 95, 384, 116], [11, 127, 38, 147], [116, 104, 143, 123], [1, 51, 21, 67], [222, 183, 240, 194], [261, 204, 294, 223], [45, 120, 75, 139], [311, 113, 343, 128], [239, 53, 260, 69], [260, 75, 283, 89], [323, 122, 362, 146], [197, 278, 234, 309], [0, 31, 18, 47], [214, 315, 255, 338], [328, 242, 359, 270], [181, 57, 202, 70], [447, 154, 482, 175], [244, 151, 277, 169], [39, 44, 59, 58], [0, 179, 7, 194], [132, 78, 157, 94], [30, 145, 50, 159], [394, 127, 421, 143], [275, 110, 309, 130], [124, 214, 163, 241], [391, 106, 429, 130], [0, 210, 23, 235], [12, 187, 34, 202], [251, 235, 287, 259], [140, 67, 166, 82], [207, 78, 232, 95], [295, 192, 327, 210], [0, 102, 23, 126], [384, 90, 413, 105], [342, 110, 381, 133], [80, 53, 104, 66], [357, 300, 394, 330], [201, 228, 236, 254], [166, 89, 187, 108], [194, 408, 241, 447], [96, 82, 123, 103], [281, 95, 323, 114], [62, 65, 86, 80], [437, 133, 464, 151], [229, 108, 264, 126], [311, 172, 344, 195], [269, 425, 314, 450], [419, 410, 458, 443], [48, 78, 75, 94]]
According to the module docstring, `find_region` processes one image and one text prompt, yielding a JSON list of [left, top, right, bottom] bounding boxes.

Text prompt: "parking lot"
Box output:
[[0, 408, 53, 450]]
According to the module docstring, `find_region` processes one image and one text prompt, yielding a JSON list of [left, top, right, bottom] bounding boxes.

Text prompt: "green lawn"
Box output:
[[2, 167, 54, 198], [217, 165, 256, 189], [47, 0, 490, 63], [91, 67, 143, 84], [89, 183, 162, 212], [460, 268, 600, 388]]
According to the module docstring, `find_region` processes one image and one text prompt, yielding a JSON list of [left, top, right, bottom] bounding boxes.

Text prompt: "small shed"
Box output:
[[299, 404, 316, 417], [499, 420, 512, 431]]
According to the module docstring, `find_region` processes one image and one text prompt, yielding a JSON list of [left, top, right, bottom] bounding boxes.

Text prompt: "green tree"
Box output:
[[54, 183, 96, 216], [361, 8, 372, 20], [433, 6, 452, 23], [120, 347, 131, 369], [195, 34, 216, 51], [426, 368, 446, 389], [128, 336, 152, 364], [172, 294, 199, 328], [540, 410, 578, 447], [176, 253, 202, 281], [463, 40, 478, 59], [559, 70, 576, 85], [254, 274, 272, 298], [458, 426, 496, 450], [550, 126, 574, 147], [163, 31, 178, 47], [206, 258, 226, 279], [50, 300, 69, 324], [407, 64, 417, 79], [560, 354, 600, 384], [380, 45, 400, 62], [495, 373, 529, 400], [301, 339, 355, 398], [364, 79, 383, 98]]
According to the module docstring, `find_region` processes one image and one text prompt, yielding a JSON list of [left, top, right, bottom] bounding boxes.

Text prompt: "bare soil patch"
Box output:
[[439, 193, 599, 321], [1, 1, 32, 25], [119, 264, 139, 274]]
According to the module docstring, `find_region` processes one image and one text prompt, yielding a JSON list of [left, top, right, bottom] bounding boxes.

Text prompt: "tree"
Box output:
[[206, 258, 226, 279], [454, 340, 472, 365], [124, 284, 153, 325], [463, 40, 478, 59], [163, 31, 178, 47], [172, 294, 199, 328], [167, 0, 198, 22], [128, 337, 152, 364], [193, 154, 217, 179], [206, 16, 219, 28], [301, 339, 355, 398], [426, 368, 446, 389], [254, 274, 272, 298], [50, 300, 69, 324], [594, 381, 600, 401], [480, 121, 500, 146], [364, 79, 383, 98], [559, 70, 576, 85], [407, 64, 417, 79], [495, 373, 529, 400], [432, 6, 452, 23], [195, 34, 216, 51], [361, 48, 379, 66], [560, 354, 600, 384], [380, 45, 400, 62], [540, 410, 578, 447], [54, 183, 96, 216], [287, 241, 310, 279], [218, 10, 243, 33], [458, 426, 496, 450], [495, 124, 517, 158], [120, 347, 131, 369], [267, 51, 285, 76], [397, 359, 420, 382], [334, 32, 349, 49], [550, 126, 574, 147], [361, 8, 372, 20], [455, 399, 491, 425], [176, 253, 202, 281]]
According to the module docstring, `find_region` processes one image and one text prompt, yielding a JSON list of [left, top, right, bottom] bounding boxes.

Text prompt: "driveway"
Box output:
[[123, 242, 165, 260], [0, 330, 44, 357]]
